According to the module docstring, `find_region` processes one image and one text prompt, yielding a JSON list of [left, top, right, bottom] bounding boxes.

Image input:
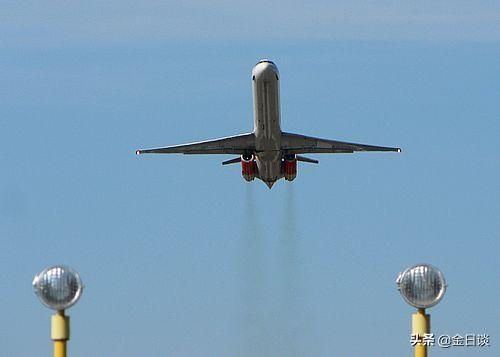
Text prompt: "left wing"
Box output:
[[136, 133, 255, 155], [281, 132, 401, 154]]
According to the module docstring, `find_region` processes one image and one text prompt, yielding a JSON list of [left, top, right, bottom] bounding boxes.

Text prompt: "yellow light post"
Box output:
[[396, 264, 446, 357], [33, 265, 83, 357], [412, 308, 430, 357], [52, 310, 69, 357]]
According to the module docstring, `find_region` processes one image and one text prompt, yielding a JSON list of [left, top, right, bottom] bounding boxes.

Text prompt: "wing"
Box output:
[[136, 133, 255, 155], [281, 132, 401, 154]]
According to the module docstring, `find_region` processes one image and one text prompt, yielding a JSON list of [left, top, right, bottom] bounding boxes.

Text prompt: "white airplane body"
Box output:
[[137, 60, 400, 188]]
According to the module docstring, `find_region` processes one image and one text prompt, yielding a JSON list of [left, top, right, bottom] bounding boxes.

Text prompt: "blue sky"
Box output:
[[1, 2, 499, 356]]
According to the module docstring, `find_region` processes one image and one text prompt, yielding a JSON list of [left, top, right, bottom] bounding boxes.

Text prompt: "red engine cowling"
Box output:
[[283, 154, 297, 181], [241, 154, 256, 181]]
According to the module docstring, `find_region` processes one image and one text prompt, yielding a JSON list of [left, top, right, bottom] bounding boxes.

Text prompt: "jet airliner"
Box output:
[[136, 60, 401, 188]]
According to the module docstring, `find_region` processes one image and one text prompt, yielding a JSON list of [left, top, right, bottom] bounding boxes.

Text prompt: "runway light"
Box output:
[[396, 263, 446, 309], [33, 265, 83, 311], [397, 264, 446, 357]]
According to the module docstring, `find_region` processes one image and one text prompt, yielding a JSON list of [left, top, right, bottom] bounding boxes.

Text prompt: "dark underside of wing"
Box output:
[[281, 132, 401, 154]]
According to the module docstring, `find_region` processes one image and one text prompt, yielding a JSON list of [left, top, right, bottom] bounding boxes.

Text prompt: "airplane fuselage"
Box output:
[[136, 59, 401, 189], [252, 60, 282, 188]]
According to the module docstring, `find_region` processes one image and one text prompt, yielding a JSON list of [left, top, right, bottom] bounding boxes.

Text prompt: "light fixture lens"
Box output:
[[33, 265, 83, 310], [396, 264, 446, 309]]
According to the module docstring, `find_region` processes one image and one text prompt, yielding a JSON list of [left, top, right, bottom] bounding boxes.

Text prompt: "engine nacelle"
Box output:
[[283, 154, 297, 181], [241, 154, 256, 181]]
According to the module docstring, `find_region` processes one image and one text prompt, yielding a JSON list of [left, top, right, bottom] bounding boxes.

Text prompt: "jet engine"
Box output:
[[283, 154, 297, 181], [241, 154, 256, 181]]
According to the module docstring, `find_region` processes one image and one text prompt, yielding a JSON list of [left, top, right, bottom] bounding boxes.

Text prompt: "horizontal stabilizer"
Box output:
[[222, 157, 241, 165], [296, 155, 319, 164]]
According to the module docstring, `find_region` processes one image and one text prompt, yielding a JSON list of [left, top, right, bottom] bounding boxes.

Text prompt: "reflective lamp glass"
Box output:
[[397, 264, 446, 309], [33, 265, 83, 310]]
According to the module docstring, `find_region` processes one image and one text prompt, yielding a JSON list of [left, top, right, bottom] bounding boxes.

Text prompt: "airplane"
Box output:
[[136, 59, 401, 189]]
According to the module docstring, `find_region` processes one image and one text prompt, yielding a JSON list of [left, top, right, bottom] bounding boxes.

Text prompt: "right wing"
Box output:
[[281, 132, 401, 154], [136, 133, 255, 155]]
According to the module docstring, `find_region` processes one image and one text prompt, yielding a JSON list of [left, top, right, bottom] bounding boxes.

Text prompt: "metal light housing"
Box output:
[[33, 265, 83, 311], [396, 263, 446, 309]]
